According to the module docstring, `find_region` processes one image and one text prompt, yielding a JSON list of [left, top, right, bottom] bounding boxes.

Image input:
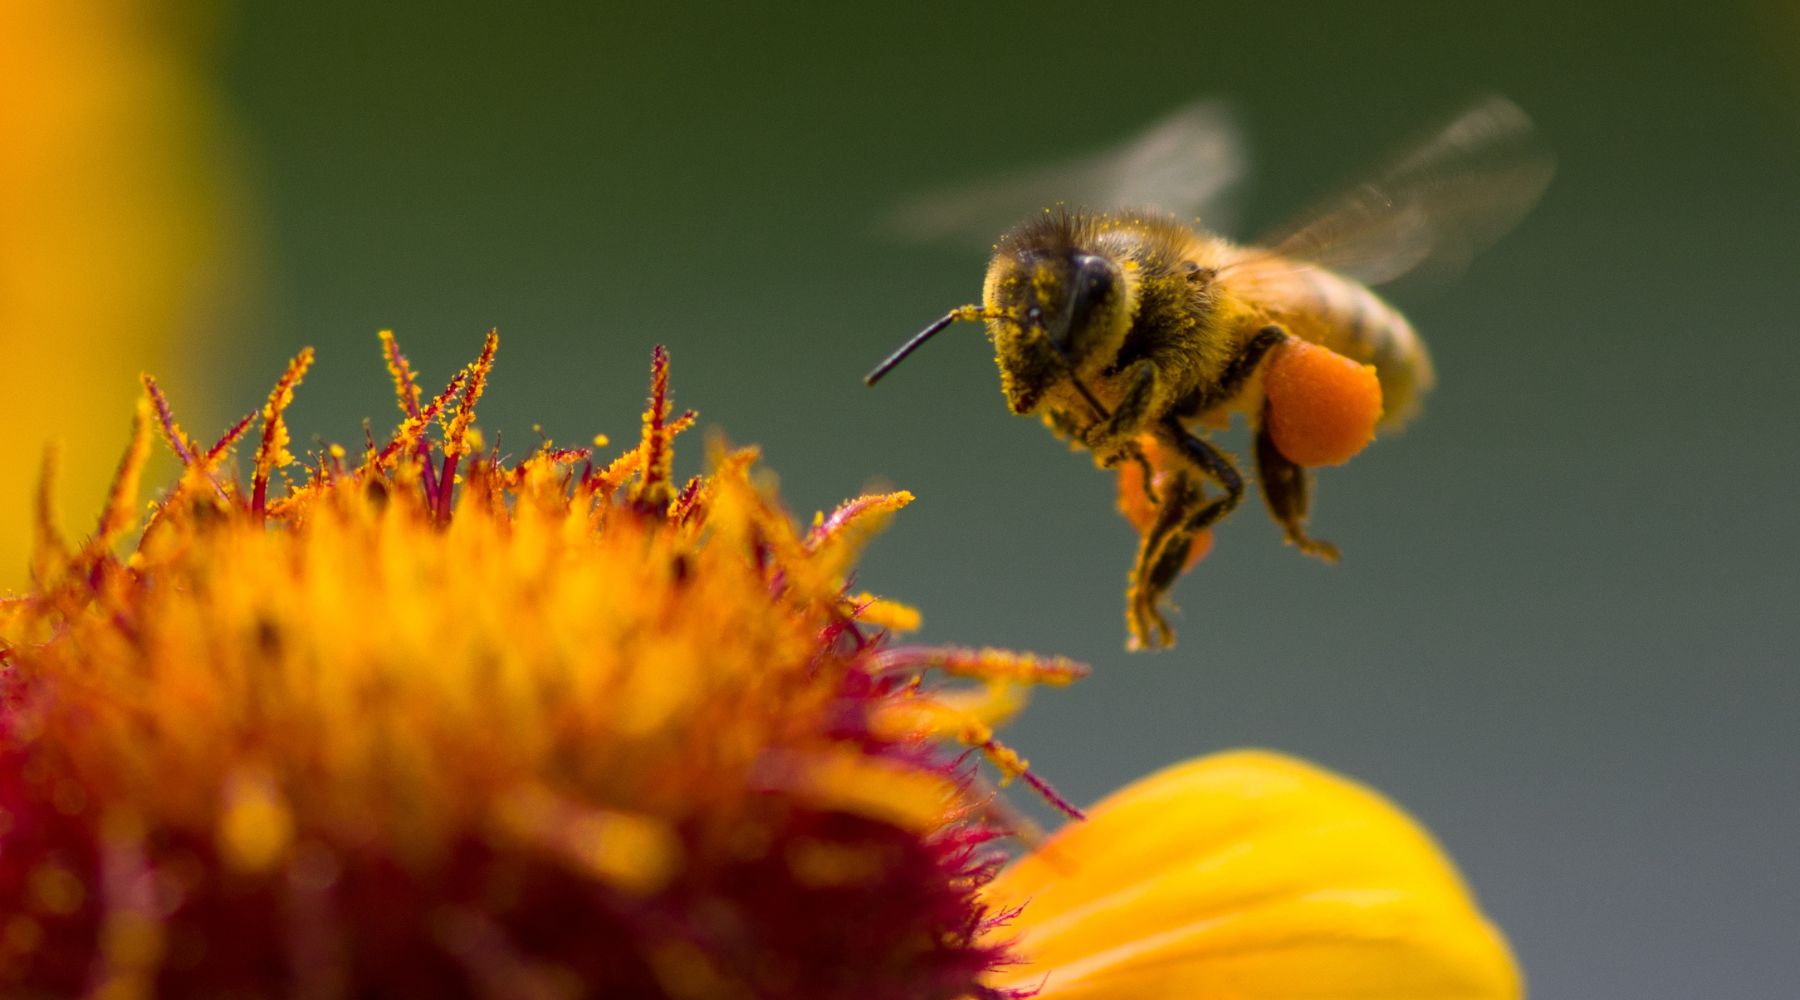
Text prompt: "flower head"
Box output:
[[1, 333, 1084, 998]]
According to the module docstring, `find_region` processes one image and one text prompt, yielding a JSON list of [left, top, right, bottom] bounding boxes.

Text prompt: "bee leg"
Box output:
[[1085, 359, 1164, 454], [1124, 442, 1159, 506], [1158, 416, 1246, 537], [1187, 325, 1289, 413], [1253, 408, 1341, 563], [1123, 418, 1247, 650], [1127, 471, 1202, 650]]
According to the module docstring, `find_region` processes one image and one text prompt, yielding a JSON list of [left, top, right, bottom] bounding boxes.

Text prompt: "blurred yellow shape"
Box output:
[[988, 750, 1522, 999], [0, 0, 241, 586]]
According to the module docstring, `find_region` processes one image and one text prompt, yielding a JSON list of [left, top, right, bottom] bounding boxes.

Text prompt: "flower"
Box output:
[[0, 334, 1518, 998], [0, 333, 1084, 998]]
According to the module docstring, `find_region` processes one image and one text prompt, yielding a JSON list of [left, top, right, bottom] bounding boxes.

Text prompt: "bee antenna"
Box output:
[[864, 305, 986, 386], [865, 305, 1114, 427]]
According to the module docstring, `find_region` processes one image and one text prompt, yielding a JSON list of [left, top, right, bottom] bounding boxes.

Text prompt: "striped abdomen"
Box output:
[[1251, 264, 1436, 429]]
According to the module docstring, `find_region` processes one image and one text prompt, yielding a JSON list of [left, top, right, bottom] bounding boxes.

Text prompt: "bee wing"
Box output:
[[879, 99, 1249, 245], [1253, 95, 1555, 287]]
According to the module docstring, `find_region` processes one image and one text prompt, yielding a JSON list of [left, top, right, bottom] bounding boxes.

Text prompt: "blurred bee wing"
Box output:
[[879, 99, 1248, 245], [1255, 95, 1555, 287]]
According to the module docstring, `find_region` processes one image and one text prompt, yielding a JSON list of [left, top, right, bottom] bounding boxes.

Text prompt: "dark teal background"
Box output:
[[212, 3, 1798, 995]]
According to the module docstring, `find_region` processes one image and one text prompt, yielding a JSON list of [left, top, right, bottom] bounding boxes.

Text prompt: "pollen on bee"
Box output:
[[1265, 339, 1384, 467], [1115, 436, 1214, 573]]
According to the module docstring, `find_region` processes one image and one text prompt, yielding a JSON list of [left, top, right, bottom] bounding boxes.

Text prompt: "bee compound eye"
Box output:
[[1067, 255, 1116, 331], [1074, 254, 1114, 295]]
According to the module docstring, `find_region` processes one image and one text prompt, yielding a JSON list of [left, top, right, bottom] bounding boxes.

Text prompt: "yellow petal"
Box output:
[[985, 750, 1520, 999]]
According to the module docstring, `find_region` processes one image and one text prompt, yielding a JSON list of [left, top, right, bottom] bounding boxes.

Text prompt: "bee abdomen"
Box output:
[[1291, 269, 1434, 429]]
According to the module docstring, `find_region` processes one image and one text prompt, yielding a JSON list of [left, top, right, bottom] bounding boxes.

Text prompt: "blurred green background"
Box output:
[[36, 1, 1800, 995]]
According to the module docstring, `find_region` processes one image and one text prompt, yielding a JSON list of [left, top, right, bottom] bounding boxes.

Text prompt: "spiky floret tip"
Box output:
[[0, 332, 1080, 998]]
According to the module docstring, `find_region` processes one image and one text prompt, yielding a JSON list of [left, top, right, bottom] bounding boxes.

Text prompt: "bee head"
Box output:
[[860, 214, 1138, 418], [981, 248, 1136, 414]]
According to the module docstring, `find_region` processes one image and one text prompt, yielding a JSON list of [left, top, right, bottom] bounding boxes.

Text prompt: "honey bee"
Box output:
[[865, 96, 1553, 650]]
